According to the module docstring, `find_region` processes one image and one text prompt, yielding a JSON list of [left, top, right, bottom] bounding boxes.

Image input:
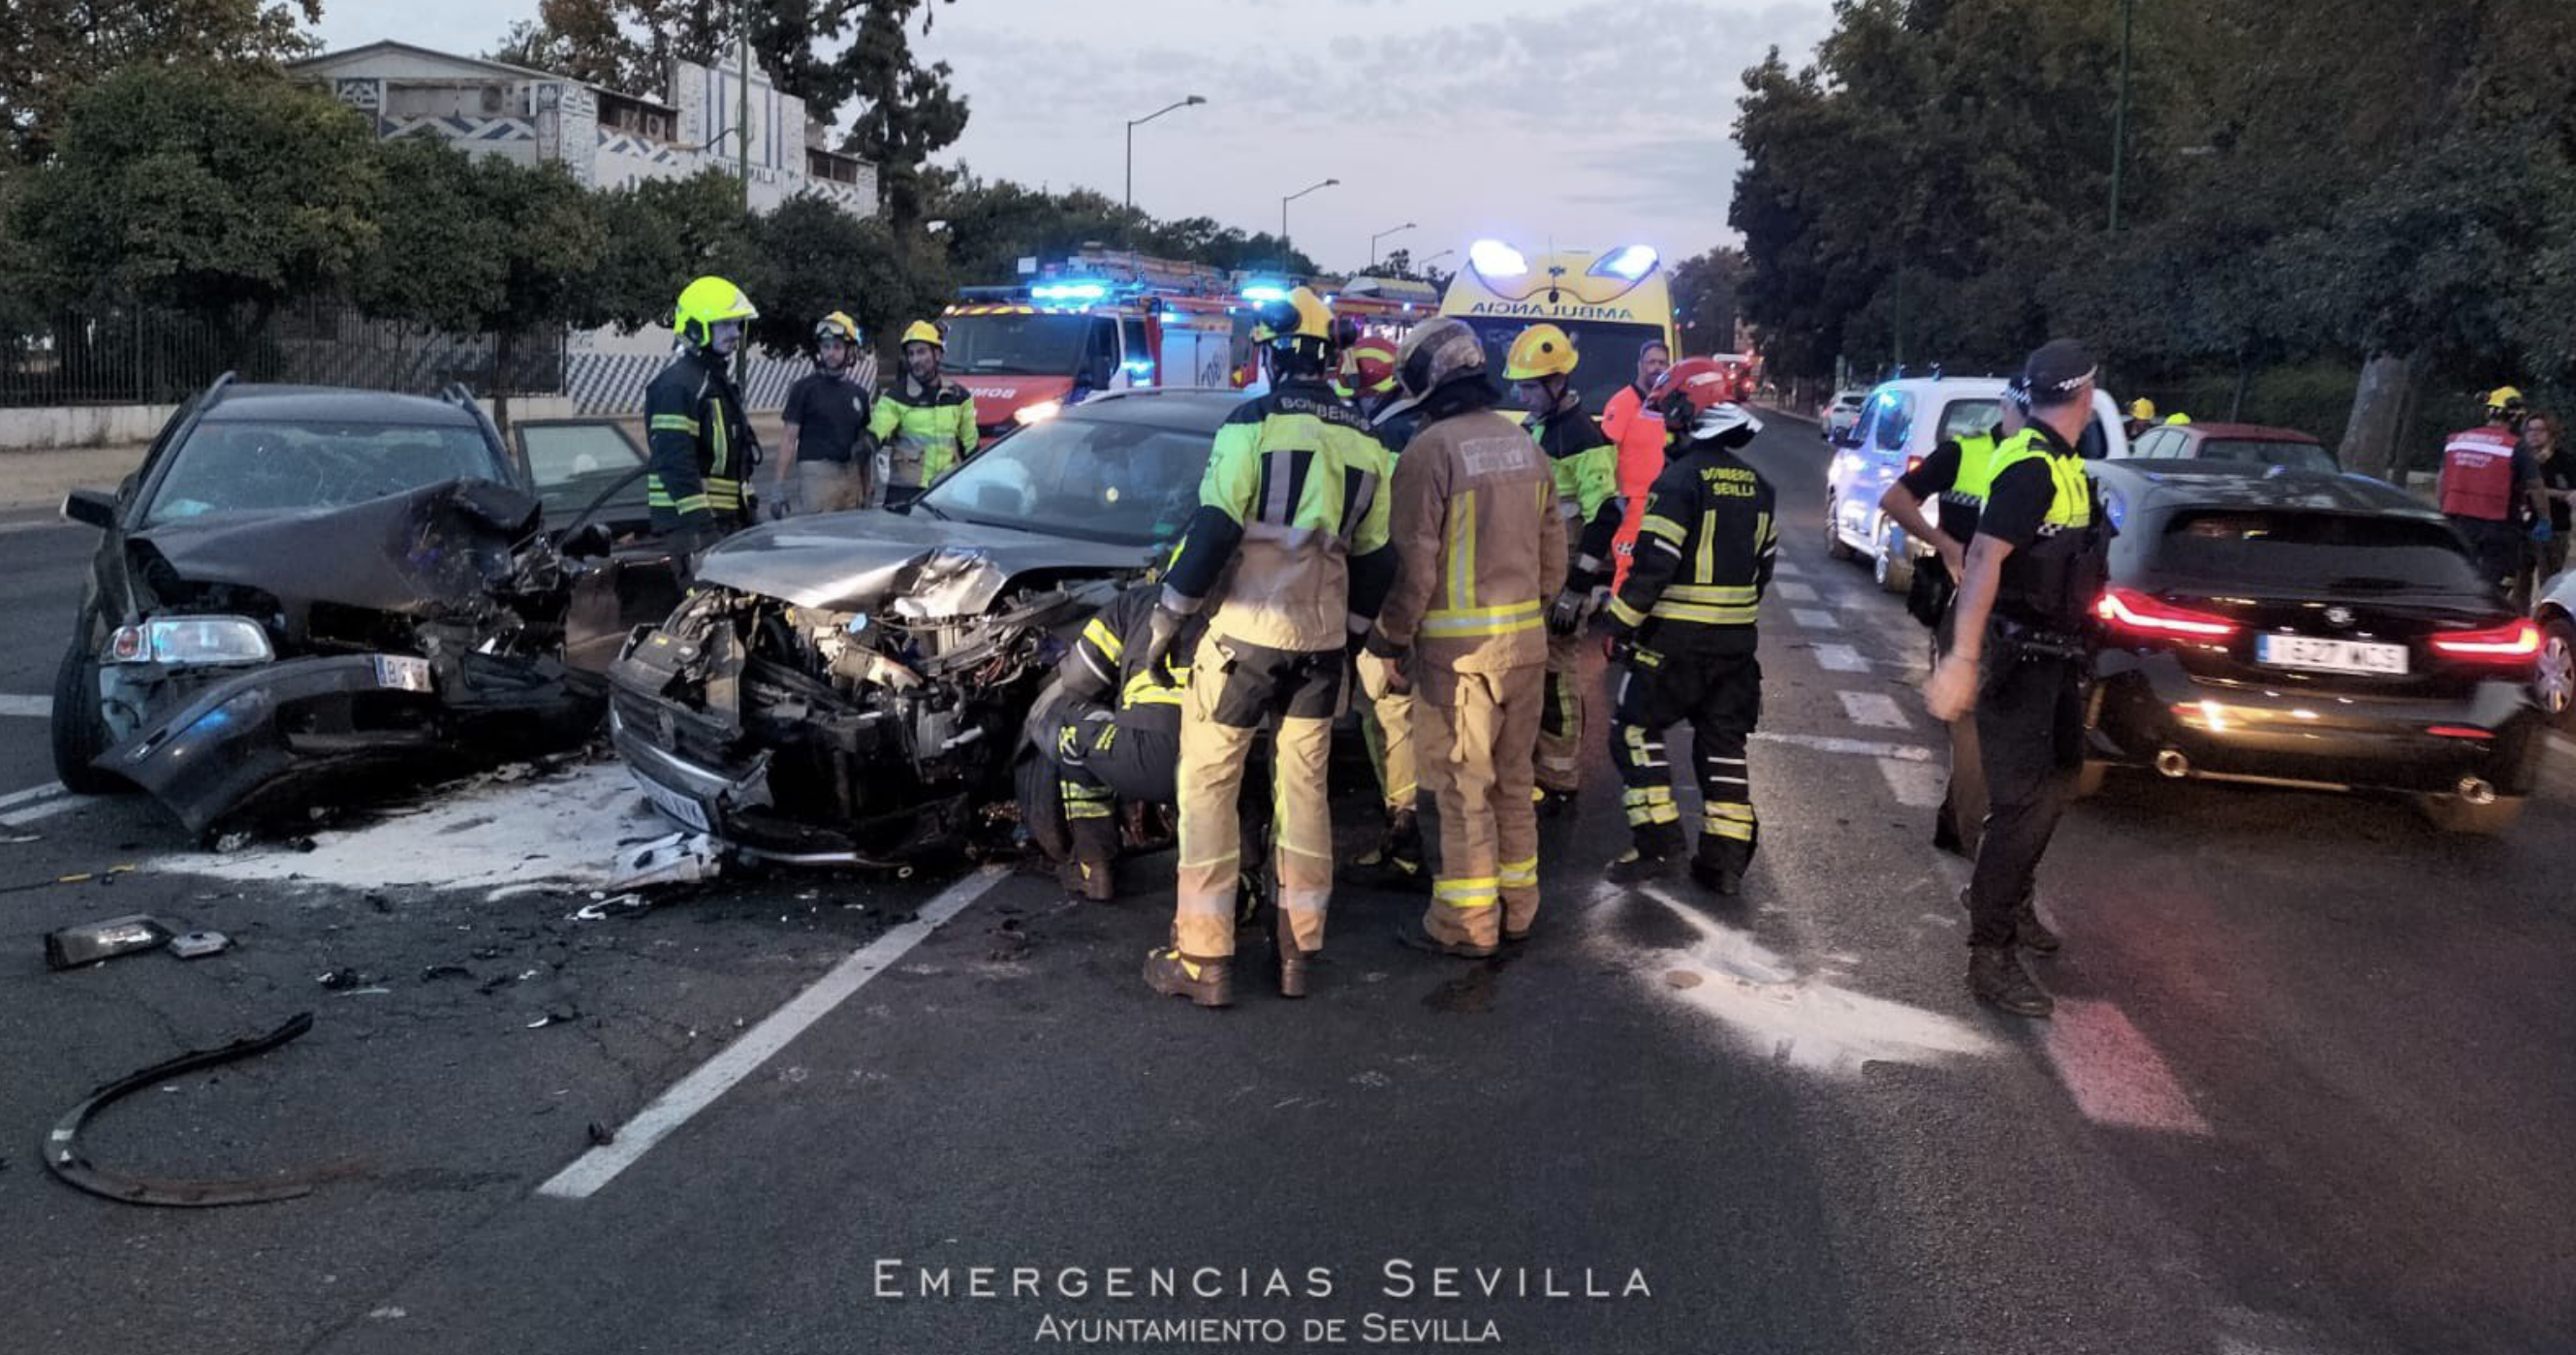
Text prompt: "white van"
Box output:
[[1822, 376, 2130, 593]]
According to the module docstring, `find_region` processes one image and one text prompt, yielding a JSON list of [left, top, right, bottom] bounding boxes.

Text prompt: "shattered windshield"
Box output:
[[919, 415, 1212, 548], [145, 420, 512, 527]]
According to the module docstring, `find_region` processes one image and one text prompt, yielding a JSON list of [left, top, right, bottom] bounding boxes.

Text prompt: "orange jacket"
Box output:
[[1599, 383, 1671, 589]]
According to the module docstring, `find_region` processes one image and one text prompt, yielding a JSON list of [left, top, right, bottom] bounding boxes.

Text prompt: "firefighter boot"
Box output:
[[1274, 910, 1317, 999], [1688, 838, 1747, 898], [1606, 822, 1683, 886], [1143, 947, 1234, 1008], [1967, 945, 2053, 1019], [1058, 855, 1115, 903], [1341, 807, 1427, 892]]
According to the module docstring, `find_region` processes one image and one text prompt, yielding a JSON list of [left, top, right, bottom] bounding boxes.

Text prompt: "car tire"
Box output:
[[2413, 792, 2525, 835], [2071, 760, 2108, 800], [2534, 615, 2576, 728], [49, 641, 123, 795], [1823, 495, 1856, 561], [1874, 520, 1914, 595]]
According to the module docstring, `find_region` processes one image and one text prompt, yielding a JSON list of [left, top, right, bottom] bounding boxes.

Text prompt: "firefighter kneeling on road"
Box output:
[[1601, 361, 1777, 897], [1506, 323, 1623, 816], [1134, 286, 1395, 1007], [1022, 582, 1201, 902], [646, 276, 763, 575], [1366, 318, 1565, 957], [868, 320, 978, 508]]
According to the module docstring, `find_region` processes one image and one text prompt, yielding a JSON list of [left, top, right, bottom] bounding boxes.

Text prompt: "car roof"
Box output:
[[2176, 423, 2322, 444], [1061, 388, 1249, 431], [1869, 376, 2013, 396], [2091, 459, 2434, 519], [196, 384, 485, 427]]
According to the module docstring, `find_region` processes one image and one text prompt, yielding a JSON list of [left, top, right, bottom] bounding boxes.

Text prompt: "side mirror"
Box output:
[[62, 488, 117, 530]]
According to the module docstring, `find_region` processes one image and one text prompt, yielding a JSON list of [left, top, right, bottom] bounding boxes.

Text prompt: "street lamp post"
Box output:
[[1280, 177, 1339, 267], [1124, 96, 1208, 213], [1369, 221, 1416, 269]]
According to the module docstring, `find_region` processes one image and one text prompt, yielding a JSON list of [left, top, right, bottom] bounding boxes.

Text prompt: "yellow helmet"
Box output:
[[1502, 324, 1579, 382], [1250, 286, 1335, 346], [674, 276, 758, 349], [814, 311, 861, 346], [2165, 412, 2192, 425], [2488, 386, 2528, 413], [2127, 397, 2155, 421], [900, 320, 945, 350]]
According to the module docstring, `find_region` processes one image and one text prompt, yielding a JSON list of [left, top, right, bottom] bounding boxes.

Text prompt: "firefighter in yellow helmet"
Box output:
[[645, 276, 762, 572], [1367, 317, 1566, 957], [866, 319, 978, 507], [771, 311, 875, 517], [1133, 286, 1395, 1006], [1505, 322, 1621, 815], [2122, 397, 2156, 442]]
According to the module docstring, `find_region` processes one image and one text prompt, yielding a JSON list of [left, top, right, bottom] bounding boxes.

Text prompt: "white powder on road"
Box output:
[[165, 762, 665, 899]]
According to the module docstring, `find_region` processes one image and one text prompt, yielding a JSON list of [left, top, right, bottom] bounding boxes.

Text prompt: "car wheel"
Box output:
[[2071, 760, 2108, 800], [49, 641, 123, 795], [2414, 792, 2525, 835], [2534, 615, 2576, 727], [1823, 494, 1857, 561], [1874, 520, 1914, 595]]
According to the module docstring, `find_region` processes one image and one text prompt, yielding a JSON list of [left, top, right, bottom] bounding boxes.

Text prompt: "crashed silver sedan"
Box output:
[[608, 389, 1239, 865]]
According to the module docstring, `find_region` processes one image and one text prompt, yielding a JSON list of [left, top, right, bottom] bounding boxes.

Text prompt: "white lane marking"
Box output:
[[2041, 997, 2213, 1136], [0, 694, 51, 718], [1751, 731, 1935, 762], [0, 781, 68, 812], [1838, 691, 1910, 730], [1772, 581, 1819, 602], [536, 866, 1007, 1200], [0, 797, 82, 829], [1771, 560, 1806, 578], [1811, 644, 1870, 674], [1607, 882, 1995, 1075], [1876, 758, 1946, 808], [1791, 608, 1840, 630]]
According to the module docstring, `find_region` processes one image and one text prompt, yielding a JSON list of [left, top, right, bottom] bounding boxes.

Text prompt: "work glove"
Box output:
[[1547, 586, 1590, 638], [2533, 519, 2555, 544], [1131, 602, 1187, 676]]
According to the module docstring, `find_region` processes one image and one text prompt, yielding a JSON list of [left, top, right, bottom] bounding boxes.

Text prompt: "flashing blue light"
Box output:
[[1240, 284, 1290, 303], [1323, 294, 1337, 305], [1468, 239, 1527, 277], [1588, 244, 1659, 281], [1122, 359, 1155, 374], [1031, 281, 1108, 303]]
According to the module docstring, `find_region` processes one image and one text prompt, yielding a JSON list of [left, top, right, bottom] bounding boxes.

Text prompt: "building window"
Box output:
[[597, 93, 674, 142], [806, 149, 861, 185]]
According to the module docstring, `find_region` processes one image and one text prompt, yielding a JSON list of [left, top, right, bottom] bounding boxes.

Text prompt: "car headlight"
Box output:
[[109, 616, 273, 666], [1015, 400, 1063, 425]]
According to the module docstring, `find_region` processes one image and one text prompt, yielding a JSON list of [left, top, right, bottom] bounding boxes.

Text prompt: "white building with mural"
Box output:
[[290, 41, 879, 411]]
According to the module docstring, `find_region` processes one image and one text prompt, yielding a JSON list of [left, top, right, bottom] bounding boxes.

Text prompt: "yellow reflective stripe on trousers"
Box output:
[[1434, 876, 1500, 907], [1421, 598, 1543, 637], [1498, 856, 1538, 889], [1444, 489, 1480, 613]]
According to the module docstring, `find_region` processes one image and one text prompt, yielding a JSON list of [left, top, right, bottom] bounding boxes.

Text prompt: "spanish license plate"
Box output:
[[372, 654, 434, 692], [631, 772, 712, 833], [2256, 635, 2408, 676]]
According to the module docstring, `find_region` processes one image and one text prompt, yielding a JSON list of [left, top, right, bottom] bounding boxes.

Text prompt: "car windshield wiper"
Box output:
[[911, 497, 951, 520]]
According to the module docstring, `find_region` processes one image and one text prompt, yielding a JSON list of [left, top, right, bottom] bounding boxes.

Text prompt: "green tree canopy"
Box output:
[[0, 0, 321, 165]]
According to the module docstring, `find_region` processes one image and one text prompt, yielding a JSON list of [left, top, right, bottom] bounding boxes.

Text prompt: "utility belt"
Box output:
[[1990, 615, 2088, 663]]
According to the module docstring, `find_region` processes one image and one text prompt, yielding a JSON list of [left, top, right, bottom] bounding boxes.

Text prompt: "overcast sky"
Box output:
[[317, 0, 1833, 273]]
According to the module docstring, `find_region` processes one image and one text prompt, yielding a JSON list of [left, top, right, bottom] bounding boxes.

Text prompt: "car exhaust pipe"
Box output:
[[2154, 748, 2191, 779], [2458, 776, 2497, 805]]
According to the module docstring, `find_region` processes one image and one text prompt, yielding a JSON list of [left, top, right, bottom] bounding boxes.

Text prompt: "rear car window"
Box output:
[[1871, 391, 1917, 452], [2194, 437, 2335, 473], [2151, 511, 2486, 592], [1936, 398, 1999, 443]]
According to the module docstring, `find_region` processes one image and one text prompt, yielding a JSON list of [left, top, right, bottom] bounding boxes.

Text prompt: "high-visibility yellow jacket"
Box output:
[[1530, 397, 1621, 580], [1162, 378, 1395, 654], [644, 347, 757, 531], [867, 375, 979, 488]]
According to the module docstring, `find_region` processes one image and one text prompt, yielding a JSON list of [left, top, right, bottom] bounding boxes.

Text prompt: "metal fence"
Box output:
[[0, 299, 566, 408]]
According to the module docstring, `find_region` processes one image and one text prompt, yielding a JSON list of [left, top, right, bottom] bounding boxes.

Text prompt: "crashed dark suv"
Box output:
[[609, 388, 1241, 864], [51, 377, 670, 835]]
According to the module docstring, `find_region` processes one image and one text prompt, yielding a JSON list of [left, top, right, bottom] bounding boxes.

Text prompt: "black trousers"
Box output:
[[1051, 701, 1178, 861], [1932, 607, 1988, 856], [1966, 651, 2084, 948], [1610, 643, 1763, 868]]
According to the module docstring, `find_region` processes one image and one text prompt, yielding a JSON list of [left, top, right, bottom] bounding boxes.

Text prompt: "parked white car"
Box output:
[[1822, 376, 2131, 593], [1819, 388, 1869, 441]]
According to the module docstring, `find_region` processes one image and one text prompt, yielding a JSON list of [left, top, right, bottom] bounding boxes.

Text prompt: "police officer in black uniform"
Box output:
[[1600, 359, 1777, 897], [1925, 339, 2110, 1019]]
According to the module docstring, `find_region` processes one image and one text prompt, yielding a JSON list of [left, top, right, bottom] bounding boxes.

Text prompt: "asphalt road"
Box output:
[[2, 420, 2569, 1355]]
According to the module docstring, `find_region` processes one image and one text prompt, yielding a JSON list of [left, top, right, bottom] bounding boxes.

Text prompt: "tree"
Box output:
[[740, 193, 935, 361], [1671, 247, 1746, 356], [583, 168, 762, 332], [839, 1, 969, 245], [0, 0, 321, 165], [14, 65, 381, 344]]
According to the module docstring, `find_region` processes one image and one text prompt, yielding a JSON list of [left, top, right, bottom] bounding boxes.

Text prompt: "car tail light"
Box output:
[[1903, 455, 1924, 476], [2426, 725, 2494, 740], [2094, 586, 2239, 640], [2428, 617, 2541, 663]]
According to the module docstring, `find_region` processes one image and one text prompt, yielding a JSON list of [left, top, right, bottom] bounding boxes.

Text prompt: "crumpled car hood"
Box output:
[[694, 512, 1149, 615], [131, 479, 543, 615]]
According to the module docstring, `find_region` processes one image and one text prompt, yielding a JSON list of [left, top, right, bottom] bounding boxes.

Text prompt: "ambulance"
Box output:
[[1436, 240, 1681, 413]]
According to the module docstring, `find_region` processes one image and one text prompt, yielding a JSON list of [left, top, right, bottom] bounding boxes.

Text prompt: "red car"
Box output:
[[2120, 421, 2338, 473]]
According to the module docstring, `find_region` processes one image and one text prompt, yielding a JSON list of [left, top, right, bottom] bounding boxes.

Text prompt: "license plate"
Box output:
[[2256, 635, 2408, 676], [631, 772, 711, 833], [372, 654, 434, 692]]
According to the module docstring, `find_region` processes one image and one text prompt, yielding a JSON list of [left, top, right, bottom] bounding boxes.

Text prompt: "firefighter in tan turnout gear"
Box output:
[[1133, 286, 1395, 1007], [1365, 318, 1567, 957]]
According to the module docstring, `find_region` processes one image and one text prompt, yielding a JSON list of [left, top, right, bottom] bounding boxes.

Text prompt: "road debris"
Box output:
[[45, 1012, 343, 1208], [315, 968, 371, 991], [45, 914, 173, 969], [570, 892, 651, 922], [169, 930, 232, 960], [605, 832, 722, 890]]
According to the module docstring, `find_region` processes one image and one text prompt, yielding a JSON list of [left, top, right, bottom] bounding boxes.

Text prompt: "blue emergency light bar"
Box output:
[[1239, 283, 1290, 303], [1030, 280, 1109, 303]]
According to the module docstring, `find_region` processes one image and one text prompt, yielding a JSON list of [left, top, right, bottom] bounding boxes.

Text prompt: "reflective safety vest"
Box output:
[[1531, 399, 1622, 575], [867, 377, 979, 488], [644, 347, 758, 531], [1938, 429, 2003, 542], [2439, 425, 2521, 522], [1984, 428, 2104, 628]]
